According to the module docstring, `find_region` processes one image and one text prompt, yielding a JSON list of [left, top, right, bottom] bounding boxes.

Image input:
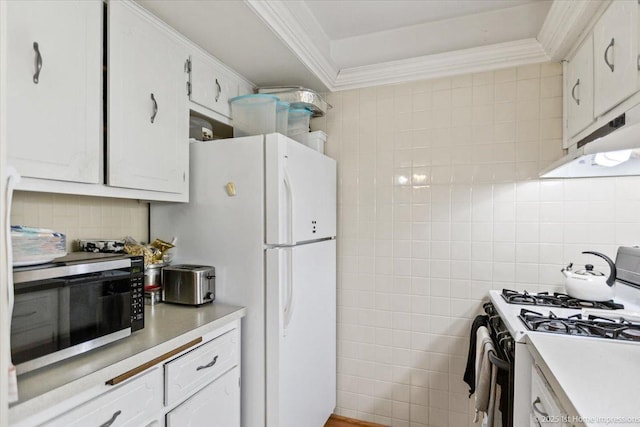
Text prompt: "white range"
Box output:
[[487, 246, 640, 427]]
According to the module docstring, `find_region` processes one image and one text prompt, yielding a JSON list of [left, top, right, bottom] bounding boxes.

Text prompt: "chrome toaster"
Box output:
[[162, 264, 215, 305]]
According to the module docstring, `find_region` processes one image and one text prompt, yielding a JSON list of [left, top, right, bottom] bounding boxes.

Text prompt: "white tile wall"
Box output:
[[10, 192, 149, 251], [312, 63, 640, 427]]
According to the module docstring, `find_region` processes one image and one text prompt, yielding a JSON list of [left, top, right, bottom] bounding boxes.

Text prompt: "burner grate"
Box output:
[[501, 288, 624, 310], [518, 308, 640, 341]]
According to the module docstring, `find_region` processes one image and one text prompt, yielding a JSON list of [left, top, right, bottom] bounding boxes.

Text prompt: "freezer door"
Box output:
[[266, 240, 336, 427], [265, 133, 336, 245]]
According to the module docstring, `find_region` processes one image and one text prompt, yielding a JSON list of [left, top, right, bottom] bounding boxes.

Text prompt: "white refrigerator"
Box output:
[[150, 133, 337, 427]]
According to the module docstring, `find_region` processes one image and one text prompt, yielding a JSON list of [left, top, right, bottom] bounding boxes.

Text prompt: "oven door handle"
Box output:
[[487, 350, 510, 371]]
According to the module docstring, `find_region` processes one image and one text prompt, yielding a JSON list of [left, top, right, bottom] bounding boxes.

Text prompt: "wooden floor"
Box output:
[[324, 414, 389, 427]]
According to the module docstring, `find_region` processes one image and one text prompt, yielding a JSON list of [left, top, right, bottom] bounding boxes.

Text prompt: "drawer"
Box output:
[[45, 367, 163, 427], [531, 365, 566, 426], [164, 328, 239, 406], [166, 366, 240, 427]]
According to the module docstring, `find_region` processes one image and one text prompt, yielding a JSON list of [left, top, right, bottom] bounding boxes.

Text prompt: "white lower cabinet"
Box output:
[[36, 322, 241, 427], [166, 366, 240, 427], [530, 365, 573, 427], [46, 368, 163, 427]]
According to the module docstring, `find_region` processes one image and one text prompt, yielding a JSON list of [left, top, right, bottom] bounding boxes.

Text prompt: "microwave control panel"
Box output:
[[130, 256, 145, 331]]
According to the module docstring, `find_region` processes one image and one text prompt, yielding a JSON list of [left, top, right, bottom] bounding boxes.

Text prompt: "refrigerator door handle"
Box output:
[[283, 170, 295, 245], [282, 248, 294, 336]]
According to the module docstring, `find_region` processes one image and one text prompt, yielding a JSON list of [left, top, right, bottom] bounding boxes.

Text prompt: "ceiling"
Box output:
[[137, 0, 604, 93]]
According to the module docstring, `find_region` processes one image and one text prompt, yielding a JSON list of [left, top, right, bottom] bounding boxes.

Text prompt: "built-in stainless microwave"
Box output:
[[11, 253, 144, 374]]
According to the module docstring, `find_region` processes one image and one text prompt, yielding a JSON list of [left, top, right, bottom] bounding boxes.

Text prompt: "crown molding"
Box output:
[[244, 0, 338, 91], [333, 39, 550, 91], [537, 0, 608, 60], [246, 1, 560, 92]]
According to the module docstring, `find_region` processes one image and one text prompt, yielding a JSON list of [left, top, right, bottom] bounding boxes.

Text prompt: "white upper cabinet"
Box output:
[[593, 0, 639, 117], [188, 50, 238, 119], [566, 34, 595, 138], [6, 0, 102, 183], [108, 1, 189, 195]]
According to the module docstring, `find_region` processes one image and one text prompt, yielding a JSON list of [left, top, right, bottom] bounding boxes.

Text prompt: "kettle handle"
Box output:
[[582, 251, 617, 286]]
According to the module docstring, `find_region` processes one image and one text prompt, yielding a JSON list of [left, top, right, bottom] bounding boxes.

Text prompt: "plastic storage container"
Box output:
[[298, 131, 327, 154], [230, 94, 279, 137], [287, 108, 312, 141], [276, 101, 290, 135]]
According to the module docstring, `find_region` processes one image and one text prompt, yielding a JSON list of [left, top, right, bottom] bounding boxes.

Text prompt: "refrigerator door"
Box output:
[[266, 239, 336, 427], [265, 133, 336, 245]]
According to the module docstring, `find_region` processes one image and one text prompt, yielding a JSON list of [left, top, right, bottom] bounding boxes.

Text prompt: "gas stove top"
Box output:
[[501, 288, 625, 310], [488, 246, 640, 343], [488, 287, 640, 343], [518, 308, 640, 340]]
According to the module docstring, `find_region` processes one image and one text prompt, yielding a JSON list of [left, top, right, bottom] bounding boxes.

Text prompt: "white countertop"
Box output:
[[527, 333, 640, 427], [9, 302, 246, 424]]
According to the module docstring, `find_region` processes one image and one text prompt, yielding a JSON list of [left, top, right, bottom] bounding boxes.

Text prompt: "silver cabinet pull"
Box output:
[[196, 355, 218, 370], [604, 38, 615, 72], [150, 93, 158, 123], [532, 396, 549, 417], [99, 410, 122, 427], [571, 79, 580, 105], [33, 42, 42, 84], [215, 78, 221, 102]]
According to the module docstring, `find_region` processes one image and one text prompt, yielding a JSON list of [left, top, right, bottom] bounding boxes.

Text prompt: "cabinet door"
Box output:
[[6, 0, 102, 183], [566, 34, 595, 137], [108, 1, 189, 194], [166, 366, 240, 427], [593, 0, 639, 116], [189, 51, 237, 118]]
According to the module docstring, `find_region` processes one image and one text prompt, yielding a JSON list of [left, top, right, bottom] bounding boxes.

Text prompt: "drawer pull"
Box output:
[[215, 78, 221, 102], [604, 38, 615, 73], [571, 79, 580, 105], [150, 93, 158, 123], [196, 355, 218, 371], [33, 42, 42, 84], [532, 396, 549, 417], [106, 337, 202, 386], [99, 410, 121, 427]]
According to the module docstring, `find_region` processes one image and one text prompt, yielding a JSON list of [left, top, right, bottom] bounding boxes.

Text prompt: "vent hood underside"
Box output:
[[541, 104, 640, 179]]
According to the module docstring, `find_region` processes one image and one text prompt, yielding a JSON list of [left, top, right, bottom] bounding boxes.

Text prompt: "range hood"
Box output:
[[540, 103, 640, 178]]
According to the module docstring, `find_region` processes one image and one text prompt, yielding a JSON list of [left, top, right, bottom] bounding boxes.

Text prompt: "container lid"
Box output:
[[229, 93, 279, 105], [288, 108, 312, 116], [276, 101, 290, 110]]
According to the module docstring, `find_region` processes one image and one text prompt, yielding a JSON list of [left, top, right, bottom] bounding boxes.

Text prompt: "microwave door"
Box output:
[[66, 270, 131, 345]]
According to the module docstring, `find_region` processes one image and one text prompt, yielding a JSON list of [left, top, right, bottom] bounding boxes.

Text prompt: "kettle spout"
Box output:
[[561, 262, 573, 278]]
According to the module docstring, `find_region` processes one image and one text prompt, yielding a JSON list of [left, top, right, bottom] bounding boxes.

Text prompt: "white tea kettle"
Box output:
[[561, 251, 617, 301]]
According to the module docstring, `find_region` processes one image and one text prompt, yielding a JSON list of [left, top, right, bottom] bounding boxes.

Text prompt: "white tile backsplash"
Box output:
[[11, 192, 149, 251], [313, 63, 640, 426]]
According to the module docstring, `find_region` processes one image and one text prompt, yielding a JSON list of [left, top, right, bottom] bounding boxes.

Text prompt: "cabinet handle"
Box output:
[[33, 42, 42, 84], [196, 355, 218, 370], [571, 79, 580, 105], [604, 38, 615, 72], [99, 410, 121, 427], [215, 78, 221, 102], [150, 93, 158, 123], [532, 396, 549, 417]]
